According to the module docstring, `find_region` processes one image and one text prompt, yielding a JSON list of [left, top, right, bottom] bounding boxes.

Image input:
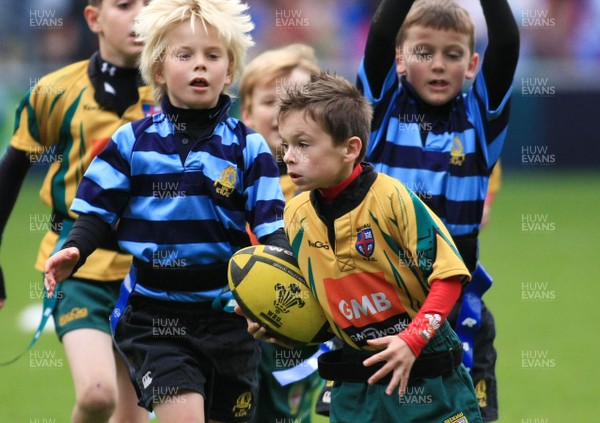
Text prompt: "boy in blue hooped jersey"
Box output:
[[43, 0, 288, 421], [358, 0, 519, 420]]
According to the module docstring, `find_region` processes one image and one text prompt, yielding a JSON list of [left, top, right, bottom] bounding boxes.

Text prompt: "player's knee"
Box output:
[[75, 381, 118, 418]]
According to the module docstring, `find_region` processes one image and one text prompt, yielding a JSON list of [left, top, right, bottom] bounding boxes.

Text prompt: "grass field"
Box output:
[[1, 170, 598, 422]]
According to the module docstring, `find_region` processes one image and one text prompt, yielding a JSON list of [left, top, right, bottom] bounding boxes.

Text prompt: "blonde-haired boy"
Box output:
[[137, 0, 254, 103], [44, 1, 287, 421], [240, 43, 319, 199], [239, 43, 322, 422]]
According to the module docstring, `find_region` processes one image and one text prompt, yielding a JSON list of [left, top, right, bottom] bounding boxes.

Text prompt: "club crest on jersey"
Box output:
[[142, 103, 162, 117], [214, 165, 237, 197], [450, 136, 465, 166], [355, 227, 374, 258]]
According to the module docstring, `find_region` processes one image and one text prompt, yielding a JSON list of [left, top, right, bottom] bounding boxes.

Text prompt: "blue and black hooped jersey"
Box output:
[[71, 97, 285, 297], [358, 65, 512, 237]]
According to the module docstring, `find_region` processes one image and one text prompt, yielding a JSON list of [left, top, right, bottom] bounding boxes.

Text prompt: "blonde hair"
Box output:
[[396, 0, 476, 54], [136, 0, 254, 102], [239, 44, 320, 112]]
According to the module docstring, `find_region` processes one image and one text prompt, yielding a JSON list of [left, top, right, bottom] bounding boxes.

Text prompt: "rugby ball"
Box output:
[[228, 245, 331, 345]]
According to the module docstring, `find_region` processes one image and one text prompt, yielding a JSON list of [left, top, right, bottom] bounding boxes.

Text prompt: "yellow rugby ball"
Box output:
[[228, 245, 331, 345]]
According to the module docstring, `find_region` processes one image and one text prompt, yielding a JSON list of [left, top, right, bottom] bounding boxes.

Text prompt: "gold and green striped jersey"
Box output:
[[284, 167, 470, 350], [10, 59, 156, 281]]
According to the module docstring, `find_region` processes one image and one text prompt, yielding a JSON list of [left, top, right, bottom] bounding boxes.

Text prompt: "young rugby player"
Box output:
[[44, 0, 288, 421]]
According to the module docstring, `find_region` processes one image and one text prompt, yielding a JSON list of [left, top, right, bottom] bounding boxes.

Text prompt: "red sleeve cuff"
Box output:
[[398, 276, 462, 356]]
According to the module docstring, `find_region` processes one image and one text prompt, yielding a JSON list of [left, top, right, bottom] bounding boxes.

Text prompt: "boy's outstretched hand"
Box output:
[[234, 305, 294, 349], [363, 335, 416, 398], [44, 247, 80, 298]]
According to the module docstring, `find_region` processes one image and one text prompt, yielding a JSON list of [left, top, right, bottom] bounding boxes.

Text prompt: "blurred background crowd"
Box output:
[[1, 0, 599, 168]]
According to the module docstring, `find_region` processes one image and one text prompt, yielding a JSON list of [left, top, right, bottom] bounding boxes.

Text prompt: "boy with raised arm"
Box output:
[[359, 1, 519, 419]]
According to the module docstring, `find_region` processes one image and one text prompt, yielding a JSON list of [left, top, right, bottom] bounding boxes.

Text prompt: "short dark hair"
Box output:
[[396, 0, 476, 54], [278, 72, 373, 164]]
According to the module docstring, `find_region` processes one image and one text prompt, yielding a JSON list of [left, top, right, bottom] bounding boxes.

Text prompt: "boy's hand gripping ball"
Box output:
[[228, 245, 331, 345]]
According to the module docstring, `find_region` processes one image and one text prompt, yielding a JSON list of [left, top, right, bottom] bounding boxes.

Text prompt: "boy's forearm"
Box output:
[[480, 0, 520, 108], [0, 146, 31, 238], [398, 276, 462, 356], [364, 0, 416, 97], [61, 214, 111, 273]]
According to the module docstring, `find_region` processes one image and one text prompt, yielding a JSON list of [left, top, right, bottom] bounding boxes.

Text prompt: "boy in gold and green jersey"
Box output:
[[0, 1, 154, 421]]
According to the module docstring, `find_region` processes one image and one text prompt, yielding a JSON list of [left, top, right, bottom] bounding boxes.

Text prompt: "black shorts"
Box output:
[[448, 299, 498, 422], [113, 295, 260, 421]]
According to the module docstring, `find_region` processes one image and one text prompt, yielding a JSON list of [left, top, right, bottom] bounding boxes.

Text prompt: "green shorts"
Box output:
[[50, 277, 121, 340], [330, 322, 483, 423]]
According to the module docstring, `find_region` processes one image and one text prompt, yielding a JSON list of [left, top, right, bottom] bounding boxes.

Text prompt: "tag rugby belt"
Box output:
[[318, 347, 463, 384]]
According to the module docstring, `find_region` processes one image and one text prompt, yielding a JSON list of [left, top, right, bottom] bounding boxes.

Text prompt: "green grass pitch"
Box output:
[[1, 170, 598, 421]]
